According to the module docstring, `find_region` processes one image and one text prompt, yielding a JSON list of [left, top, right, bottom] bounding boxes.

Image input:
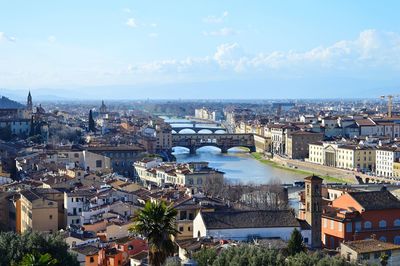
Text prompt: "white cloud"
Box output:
[[126, 18, 138, 28], [150, 23, 157, 28], [203, 27, 238, 37], [48, 35, 56, 43], [203, 11, 229, 24], [127, 29, 400, 75], [0, 32, 16, 42]]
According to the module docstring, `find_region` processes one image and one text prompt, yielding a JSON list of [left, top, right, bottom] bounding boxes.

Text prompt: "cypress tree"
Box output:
[[287, 228, 306, 255], [88, 109, 96, 132]]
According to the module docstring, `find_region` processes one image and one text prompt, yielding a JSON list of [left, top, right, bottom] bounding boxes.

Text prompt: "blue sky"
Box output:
[[1, 1, 400, 99]]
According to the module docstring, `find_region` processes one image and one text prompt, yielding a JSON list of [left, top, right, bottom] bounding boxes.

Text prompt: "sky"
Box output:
[[1, 1, 400, 99]]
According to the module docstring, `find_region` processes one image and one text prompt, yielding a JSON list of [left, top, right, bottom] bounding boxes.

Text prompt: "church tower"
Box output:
[[99, 100, 107, 114], [304, 175, 322, 249], [27, 91, 33, 111]]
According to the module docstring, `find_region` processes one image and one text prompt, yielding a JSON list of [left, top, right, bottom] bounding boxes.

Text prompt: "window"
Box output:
[[49, 215, 53, 220], [304, 237, 309, 244], [361, 253, 370, 260], [364, 221, 372, 229], [188, 226, 191, 232], [90, 257, 94, 263], [355, 221, 361, 232], [323, 218, 327, 228], [179, 226, 184, 232], [395, 236, 400, 245], [379, 236, 387, 242], [330, 220, 334, 230], [346, 222, 352, 233], [374, 252, 380, 259], [180, 211, 187, 220], [394, 219, 400, 227], [96, 160, 102, 168], [379, 220, 387, 228]]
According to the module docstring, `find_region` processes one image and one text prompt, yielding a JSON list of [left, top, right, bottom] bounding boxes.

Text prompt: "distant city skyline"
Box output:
[[1, 1, 400, 99]]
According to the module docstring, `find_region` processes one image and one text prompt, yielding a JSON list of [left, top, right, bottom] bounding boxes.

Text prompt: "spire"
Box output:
[[27, 90, 33, 111]]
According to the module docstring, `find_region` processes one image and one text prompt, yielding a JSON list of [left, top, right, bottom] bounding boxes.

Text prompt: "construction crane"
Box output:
[[380, 95, 400, 118]]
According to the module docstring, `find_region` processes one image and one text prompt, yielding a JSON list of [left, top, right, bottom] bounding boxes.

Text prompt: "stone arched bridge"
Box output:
[[171, 126, 227, 134], [172, 133, 256, 153]]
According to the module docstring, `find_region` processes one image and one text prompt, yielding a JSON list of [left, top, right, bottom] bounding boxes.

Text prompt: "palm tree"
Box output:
[[129, 201, 179, 266], [19, 253, 58, 266]]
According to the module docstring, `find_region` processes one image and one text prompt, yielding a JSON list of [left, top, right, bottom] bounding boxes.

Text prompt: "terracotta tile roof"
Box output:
[[343, 239, 400, 253], [201, 210, 299, 230], [347, 190, 400, 211]]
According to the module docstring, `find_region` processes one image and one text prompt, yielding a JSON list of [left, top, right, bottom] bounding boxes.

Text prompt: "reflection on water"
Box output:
[[173, 146, 306, 185]]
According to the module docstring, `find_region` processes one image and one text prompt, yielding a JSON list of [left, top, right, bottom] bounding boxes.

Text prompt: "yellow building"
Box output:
[[16, 190, 59, 234], [308, 142, 375, 172], [393, 162, 400, 178], [174, 197, 220, 240]]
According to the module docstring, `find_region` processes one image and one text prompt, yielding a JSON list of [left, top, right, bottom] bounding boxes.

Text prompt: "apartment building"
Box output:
[[268, 124, 298, 155], [308, 142, 375, 172], [376, 147, 400, 178], [321, 189, 400, 249], [16, 189, 59, 234], [285, 131, 323, 159], [134, 160, 224, 188], [46, 149, 111, 173]]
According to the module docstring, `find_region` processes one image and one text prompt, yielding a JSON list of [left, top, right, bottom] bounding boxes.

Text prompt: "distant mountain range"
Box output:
[[0, 76, 398, 101], [0, 96, 25, 109]]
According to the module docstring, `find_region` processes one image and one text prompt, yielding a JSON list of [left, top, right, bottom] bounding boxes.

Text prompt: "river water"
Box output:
[[164, 117, 306, 185]]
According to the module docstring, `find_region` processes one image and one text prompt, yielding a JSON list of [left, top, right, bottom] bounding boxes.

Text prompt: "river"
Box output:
[[164, 117, 306, 185], [163, 117, 304, 209]]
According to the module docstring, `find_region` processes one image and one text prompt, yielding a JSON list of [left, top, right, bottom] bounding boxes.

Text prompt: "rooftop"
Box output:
[[201, 210, 299, 230], [347, 190, 400, 211], [343, 239, 400, 253]]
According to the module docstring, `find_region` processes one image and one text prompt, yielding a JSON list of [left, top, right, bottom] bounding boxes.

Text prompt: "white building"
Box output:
[[376, 147, 400, 178], [134, 159, 224, 188], [193, 210, 311, 246]]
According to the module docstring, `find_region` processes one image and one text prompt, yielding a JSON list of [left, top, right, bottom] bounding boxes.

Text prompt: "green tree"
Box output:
[[0, 231, 78, 266], [129, 201, 179, 266], [88, 109, 96, 132], [192, 248, 217, 266], [380, 254, 389, 266], [19, 252, 58, 266], [287, 228, 306, 256]]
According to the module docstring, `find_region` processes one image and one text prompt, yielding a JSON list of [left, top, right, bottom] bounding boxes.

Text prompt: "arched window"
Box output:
[[394, 219, 400, 227], [379, 220, 387, 228], [379, 236, 387, 242], [395, 236, 400, 245], [364, 221, 372, 229]]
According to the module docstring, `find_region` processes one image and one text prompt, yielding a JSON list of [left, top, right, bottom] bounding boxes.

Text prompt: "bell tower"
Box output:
[[27, 91, 33, 111], [304, 174, 322, 249]]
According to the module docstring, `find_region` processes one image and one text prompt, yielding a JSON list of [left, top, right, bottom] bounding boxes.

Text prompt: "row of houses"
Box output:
[[308, 140, 400, 178], [133, 158, 224, 188]]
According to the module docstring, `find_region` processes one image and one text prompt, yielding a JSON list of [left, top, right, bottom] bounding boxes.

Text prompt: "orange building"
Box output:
[[321, 188, 400, 249], [113, 237, 148, 265]]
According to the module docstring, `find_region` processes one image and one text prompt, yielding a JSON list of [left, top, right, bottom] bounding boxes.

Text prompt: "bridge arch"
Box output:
[[172, 146, 190, 153], [197, 129, 213, 134], [177, 128, 196, 134]]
